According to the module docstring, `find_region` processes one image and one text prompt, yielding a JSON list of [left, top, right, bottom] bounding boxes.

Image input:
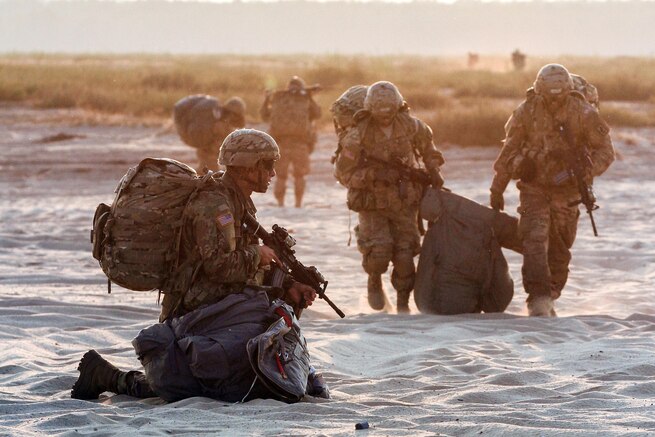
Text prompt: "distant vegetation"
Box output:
[[1, 54, 654, 146]]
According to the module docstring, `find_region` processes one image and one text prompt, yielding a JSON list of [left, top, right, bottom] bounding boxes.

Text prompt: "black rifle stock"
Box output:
[[362, 152, 432, 187], [558, 124, 599, 237], [243, 212, 345, 318]]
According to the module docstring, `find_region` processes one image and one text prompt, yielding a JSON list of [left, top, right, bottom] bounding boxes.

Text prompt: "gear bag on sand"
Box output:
[[414, 188, 521, 315], [173, 94, 221, 149], [131, 288, 309, 403], [91, 158, 214, 291]]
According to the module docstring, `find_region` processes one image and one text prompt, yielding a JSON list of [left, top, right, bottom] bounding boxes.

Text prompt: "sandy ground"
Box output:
[[1, 104, 654, 436]]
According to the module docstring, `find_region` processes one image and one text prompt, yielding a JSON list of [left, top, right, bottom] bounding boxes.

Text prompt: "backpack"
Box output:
[[267, 91, 313, 140], [571, 74, 600, 109], [173, 95, 221, 149], [91, 158, 215, 292], [414, 188, 517, 315]]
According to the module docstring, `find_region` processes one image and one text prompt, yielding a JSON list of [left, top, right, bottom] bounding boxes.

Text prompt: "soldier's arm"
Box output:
[[491, 106, 528, 193], [414, 119, 445, 171], [583, 107, 615, 177], [192, 196, 261, 283], [333, 127, 372, 188]]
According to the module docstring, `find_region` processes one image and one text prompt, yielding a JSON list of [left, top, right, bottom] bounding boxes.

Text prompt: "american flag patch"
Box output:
[[216, 213, 234, 227]]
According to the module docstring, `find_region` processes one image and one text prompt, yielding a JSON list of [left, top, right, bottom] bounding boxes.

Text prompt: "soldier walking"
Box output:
[[334, 81, 445, 313], [260, 76, 321, 208], [490, 64, 615, 316]]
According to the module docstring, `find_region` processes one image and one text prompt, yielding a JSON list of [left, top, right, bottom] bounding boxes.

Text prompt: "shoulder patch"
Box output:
[[216, 212, 234, 227]]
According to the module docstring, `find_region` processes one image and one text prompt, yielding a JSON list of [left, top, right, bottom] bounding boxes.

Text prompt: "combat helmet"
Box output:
[[287, 76, 306, 92], [218, 129, 280, 168], [533, 64, 574, 96], [364, 81, 404, 113], [223, 97, 246, 118]]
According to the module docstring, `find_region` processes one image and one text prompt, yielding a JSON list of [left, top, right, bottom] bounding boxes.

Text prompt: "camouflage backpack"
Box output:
[[91, 158, 215, 292], [267, 91, 314, 140], [571, 74, 600, 109], [173, 95, 221, 149]]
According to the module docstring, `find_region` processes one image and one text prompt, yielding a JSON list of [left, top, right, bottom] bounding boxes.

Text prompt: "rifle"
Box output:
[[557, 124, 599, 237], [361, 152, 449, 235], [265, 84, 323, 98], [361, 152, 432, 187], [243, 212, 345, 318]]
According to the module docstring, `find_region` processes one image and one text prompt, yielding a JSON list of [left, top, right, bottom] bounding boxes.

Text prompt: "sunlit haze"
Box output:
[[1, 0, 653, 55]]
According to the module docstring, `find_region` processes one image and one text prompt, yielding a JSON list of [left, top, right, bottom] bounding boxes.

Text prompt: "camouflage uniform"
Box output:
[[491, 89, 614, 306], [260, 88, 321, 207], [160, 172, 269, 321], [334, 107, 444, 309]]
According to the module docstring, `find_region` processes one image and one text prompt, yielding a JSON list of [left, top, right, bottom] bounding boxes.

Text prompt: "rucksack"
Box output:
[[414, 188, 518, 315], [267, 91, 313, 140], [91, 158, 215, 292], [571, 74, 600, 109], [173, 95, 221, 149]]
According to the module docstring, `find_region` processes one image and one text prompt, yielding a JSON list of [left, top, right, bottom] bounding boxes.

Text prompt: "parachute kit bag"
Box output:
[[414, 188, 517, 315], [173, 95, 221, 149], [91, 158, 215, 292]]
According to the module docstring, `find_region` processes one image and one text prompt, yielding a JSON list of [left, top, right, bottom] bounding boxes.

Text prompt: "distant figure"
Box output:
[[333, 81, 445, 313], [260, 76, 321, 208], [489, 64, 615, 317], [467, 52, 479, 69], [511, 49, 526, 71], [173, 95, 246, 174]]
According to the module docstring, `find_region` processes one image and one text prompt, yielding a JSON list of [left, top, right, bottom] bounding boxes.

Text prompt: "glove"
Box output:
[[429, 168, 445, 188], [517, 157, 537, 183], [490, 191, 504, 211]]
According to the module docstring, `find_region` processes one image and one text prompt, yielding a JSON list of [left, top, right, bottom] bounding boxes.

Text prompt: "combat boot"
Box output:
[[396, 289, 411, 314], [367, 274, 386, 311], [71, 350, 122, 400], [527, 296, 557, 317], [295, 180, 305, 208], [275, 192, 285, 207]]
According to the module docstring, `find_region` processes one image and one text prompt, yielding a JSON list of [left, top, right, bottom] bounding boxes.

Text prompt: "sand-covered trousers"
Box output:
[[517, 186, 580, 301], [273, 137, 311, 201], [355, 208, 421, 293]]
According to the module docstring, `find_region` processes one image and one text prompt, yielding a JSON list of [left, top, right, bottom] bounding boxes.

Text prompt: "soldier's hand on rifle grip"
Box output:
[[490, 191, 504, 211], [429, 168, 445, 188], [285, 281, 317, 309], [258, 245, 281, 267]]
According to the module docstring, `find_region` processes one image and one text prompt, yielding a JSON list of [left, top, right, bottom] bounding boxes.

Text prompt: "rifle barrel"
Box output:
[[588, 210, 599, 237]]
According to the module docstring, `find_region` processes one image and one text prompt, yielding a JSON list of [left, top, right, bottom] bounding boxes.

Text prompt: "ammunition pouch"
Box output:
[[346, 188, 377, 212]]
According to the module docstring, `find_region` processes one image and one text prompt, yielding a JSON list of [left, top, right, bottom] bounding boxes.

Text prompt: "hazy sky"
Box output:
[[1, 0, 654, 55]]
